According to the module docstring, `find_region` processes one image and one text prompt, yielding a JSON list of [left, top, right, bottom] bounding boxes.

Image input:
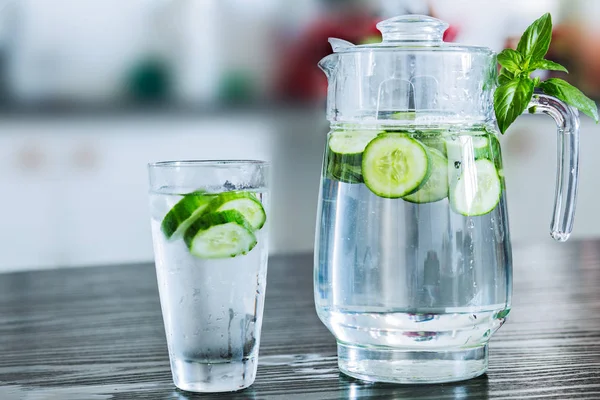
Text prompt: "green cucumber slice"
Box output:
[[362, 134, 431, 198], [326, 156, 364, 184], [326, 131, 379, 184], [161, 191, 214, 240], [445, 133, 500, 161], [208, 191, 266, 230], [329, 131, 379, 158], [184, 210, 257, 258], [471, 136, 490, 159], [402, 148, 448, 204], [451, 159, 501, 216], [391, 111, 417, 121], [418, 135, 447, 156]]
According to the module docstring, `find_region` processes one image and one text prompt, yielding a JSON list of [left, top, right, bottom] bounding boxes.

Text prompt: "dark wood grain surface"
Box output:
[[1, 240, 600, 399]]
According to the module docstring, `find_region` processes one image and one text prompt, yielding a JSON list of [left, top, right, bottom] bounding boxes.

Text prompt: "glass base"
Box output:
[[337, 343, 488, 384], [171, 357, 257, 393]]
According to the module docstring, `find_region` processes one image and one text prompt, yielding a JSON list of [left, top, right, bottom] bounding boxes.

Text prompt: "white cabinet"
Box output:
[[0, 116, 275, 271]]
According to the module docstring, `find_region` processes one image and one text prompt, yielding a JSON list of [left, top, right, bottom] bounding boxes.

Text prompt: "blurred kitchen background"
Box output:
[[1, 0, 600, 271]]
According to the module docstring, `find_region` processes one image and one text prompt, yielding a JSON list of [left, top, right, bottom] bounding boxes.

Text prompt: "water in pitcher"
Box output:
[[314, 126, 512, 381]]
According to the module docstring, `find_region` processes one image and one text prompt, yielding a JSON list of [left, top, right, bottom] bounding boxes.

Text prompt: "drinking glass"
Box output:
[[148, 160, 269, 392]]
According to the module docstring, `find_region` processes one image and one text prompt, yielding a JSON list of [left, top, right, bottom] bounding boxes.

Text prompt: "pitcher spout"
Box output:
[[318, 53, 339, 79], [319, 37, 353, 78]]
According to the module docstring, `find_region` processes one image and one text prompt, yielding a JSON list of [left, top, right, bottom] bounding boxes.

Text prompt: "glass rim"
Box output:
[[148, 159, 270, 169]]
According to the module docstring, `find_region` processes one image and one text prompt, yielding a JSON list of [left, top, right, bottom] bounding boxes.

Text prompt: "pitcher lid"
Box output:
[[330, 15, 492, 55]]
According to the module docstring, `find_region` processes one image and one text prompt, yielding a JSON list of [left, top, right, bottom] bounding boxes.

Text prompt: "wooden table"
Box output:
[[1, 240, 600, 399]]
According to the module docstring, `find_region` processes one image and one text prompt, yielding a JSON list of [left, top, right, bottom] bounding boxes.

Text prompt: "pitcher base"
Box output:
[[337, 342, 488, 384]]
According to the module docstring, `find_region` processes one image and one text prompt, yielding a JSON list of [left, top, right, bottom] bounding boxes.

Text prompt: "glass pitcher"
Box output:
[[314, 15, 580, 384]]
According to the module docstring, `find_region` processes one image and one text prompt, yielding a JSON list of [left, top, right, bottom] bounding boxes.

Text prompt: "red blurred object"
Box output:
[[275, 13, 460, 103], [443, 25, 459, 42], [275, 12, 380, 102]]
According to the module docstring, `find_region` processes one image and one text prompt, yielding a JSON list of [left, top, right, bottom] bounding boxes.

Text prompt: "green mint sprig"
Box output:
[[494, 13, 599, 133]]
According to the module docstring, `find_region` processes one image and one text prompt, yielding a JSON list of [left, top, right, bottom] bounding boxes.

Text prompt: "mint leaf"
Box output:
[[494, 77, 535, 133], [516, 13, 552, 62], [531, 59, 568, 73], [498, 68, 515, 85], [539, 78, 599, 122], [495, 12, 597, 132], [497, 49, 523, 73]]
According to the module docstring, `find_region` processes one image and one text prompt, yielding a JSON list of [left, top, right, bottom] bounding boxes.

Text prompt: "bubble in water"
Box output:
[[454, 161, 461, 169], [467, 219, 475, 229]]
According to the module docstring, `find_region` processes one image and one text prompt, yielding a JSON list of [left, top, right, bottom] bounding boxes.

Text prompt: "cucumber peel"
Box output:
[[161, 191, 215, 240]]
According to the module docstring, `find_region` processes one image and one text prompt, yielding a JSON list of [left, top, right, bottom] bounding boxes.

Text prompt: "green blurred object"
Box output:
[[127, 57, 171, 103], [219, 70, 256, 103], [360, 35, 382, 45]]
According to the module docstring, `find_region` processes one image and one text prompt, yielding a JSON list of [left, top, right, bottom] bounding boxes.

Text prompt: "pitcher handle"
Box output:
[[526, 93, 580, 242]]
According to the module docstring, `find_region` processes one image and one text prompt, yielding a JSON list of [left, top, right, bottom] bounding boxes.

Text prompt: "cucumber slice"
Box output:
[[362, 134, 431, 198], [329, 131, 379, 159], [451, 159, 501, 216], [184, 210, 257, 258], [472, 136, 490, 159], [326, 156, 364, 184], [446, 133, 500, 161], [402, 148, 449, 204], [326, 131, 379, 184], [391, 111, 417, 121], [419, 135, 447, 156], [161, 191, 214, 240], [208, 191, 266, 230]]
